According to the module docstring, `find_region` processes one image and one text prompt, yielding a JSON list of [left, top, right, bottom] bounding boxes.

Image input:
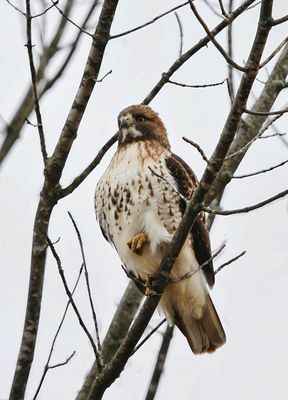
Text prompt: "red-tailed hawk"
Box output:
[[95, 105, 226, 354]]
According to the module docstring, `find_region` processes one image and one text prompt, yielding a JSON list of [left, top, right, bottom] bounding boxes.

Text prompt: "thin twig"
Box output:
[[215, 251, 246, 274], [68, 212, 102, 355], [203, 188, 288, 216], [182, 136, 209, 163], [174, 12, 184, 58], [25, 0, 48, 163], [94, 69, 112, 83], [202, 0, 224, 18], [218, 0, 229, 18], [32, 263, 84, 400], [48, 351, 76, 369], [46, 235, 100, 363], [41, 0, 98, 94], [225, 111, 287, 160], [31, 1, 59, 19], [51, 0, 93, 37], [110, 1, 189, 40], [260, 132, 288, 139], [188, 0, 246, 72], [232, 159, 288, 179], [271, 15, 288, 26], [143, 0, 257, 104], [170, 244, 225, 283], [132, 319, 167, 355], [165, 76, 227, 89], [244, 106, 288, 116], [227, 0, 235, 104], [144, 326, 174, 400], [60, 132, 118, 198], [259, 37, 288, 68], [6, 0, 26, 16]]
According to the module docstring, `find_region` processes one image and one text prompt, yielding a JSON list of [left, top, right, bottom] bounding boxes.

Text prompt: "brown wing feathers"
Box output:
[[165, 153, 215, 286]]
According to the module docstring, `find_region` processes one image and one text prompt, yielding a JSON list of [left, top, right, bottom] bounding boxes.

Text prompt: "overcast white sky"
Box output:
[[0, 1, 288, 399]]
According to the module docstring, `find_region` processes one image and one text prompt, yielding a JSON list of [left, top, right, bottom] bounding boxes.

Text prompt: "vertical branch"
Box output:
[[68, 212, 102, 353], [25, 0, 47, 163], [9, 1, 119, 399], [144, 326, 174, 400], [207, 42, 288, 206], [32, 264, 84, 400], [76, 283, 142, 400], [227, 0, 235, 103]]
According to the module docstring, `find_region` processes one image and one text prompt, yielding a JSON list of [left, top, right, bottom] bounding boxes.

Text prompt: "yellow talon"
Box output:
[[127, 232, 148, 255], [144, 274, 157, 296]]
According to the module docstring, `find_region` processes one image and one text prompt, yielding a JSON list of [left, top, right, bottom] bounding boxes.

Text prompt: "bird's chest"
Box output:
[[95, 143, 177, 244]]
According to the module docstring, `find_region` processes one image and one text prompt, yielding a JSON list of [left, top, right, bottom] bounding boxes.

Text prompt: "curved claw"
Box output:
[[127, 232, 148, 255]]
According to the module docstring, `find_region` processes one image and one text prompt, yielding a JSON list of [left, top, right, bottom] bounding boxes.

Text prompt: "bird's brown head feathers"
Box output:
[[117, 105, 170, 149]]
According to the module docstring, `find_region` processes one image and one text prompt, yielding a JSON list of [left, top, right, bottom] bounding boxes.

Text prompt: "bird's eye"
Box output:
[[136, 116, 145, 123]]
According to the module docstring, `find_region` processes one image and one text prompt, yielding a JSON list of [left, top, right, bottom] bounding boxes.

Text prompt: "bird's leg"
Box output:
[[127, 232, 148, 255]]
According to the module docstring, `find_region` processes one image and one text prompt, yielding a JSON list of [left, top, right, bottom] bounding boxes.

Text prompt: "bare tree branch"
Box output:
[[25, 0, 48, 163], [0, 0, 77, 166], [259, 37, 288, 68], [144, 326, 174, 400], [271, 15, 288, 26], [68, 212, 102, 354], [9, 1, 119, 398], [46, 235, 100, 363], [110, 2, 189, 40], [132, 319, 166, 355], [5, 0, 26, 16], [143, 0, 256, 104], [204, 188, 288, 216], [165, 76, 227, 89], [215, 251, 246, 274], [175, 12, 184, 58], [227, 0, 235, 103], [189, 0, 246, 72], [206, 42, 288, 206], [32, 262, 84, 400], [244, 106, 288, 116], [31, 1, 59, 19], [218, 0, 229, 18], [75, 283, 142, 400], [183, 136, 209, 163], [51, 0, 94, 37], [232, 159, 288, 179], [87, 3, 273, 397], [60, 132, 118, 198]]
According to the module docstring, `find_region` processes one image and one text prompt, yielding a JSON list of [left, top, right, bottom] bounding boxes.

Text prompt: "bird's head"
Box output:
[[117, 105, 170, 149]]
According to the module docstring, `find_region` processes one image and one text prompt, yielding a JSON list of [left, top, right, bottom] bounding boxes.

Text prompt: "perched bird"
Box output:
[[95, 104, 226, 354]]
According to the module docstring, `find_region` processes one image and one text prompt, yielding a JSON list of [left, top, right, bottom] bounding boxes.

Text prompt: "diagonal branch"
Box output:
[[0, 0, 77, 166], [68, 212, 102, 353], [232, 159, 288, 179], [32, 262, 84, 400], [46, 235, 100, 364], [87, 2, 273, 398], [188, 0, 246, 72], [204, 188, 288, 216], [143, 0, 256, 104], [110, 2, 189, 40], [206, 42, 288, 206]]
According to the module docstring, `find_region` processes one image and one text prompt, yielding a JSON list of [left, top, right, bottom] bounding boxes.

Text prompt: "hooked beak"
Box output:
[[119, 118, 129, 129], [119, 114, 133, 129]]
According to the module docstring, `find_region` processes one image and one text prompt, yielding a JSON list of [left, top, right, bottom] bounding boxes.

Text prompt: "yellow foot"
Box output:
[[127, 232, 148, 255], [144, 274, 157, 296]]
